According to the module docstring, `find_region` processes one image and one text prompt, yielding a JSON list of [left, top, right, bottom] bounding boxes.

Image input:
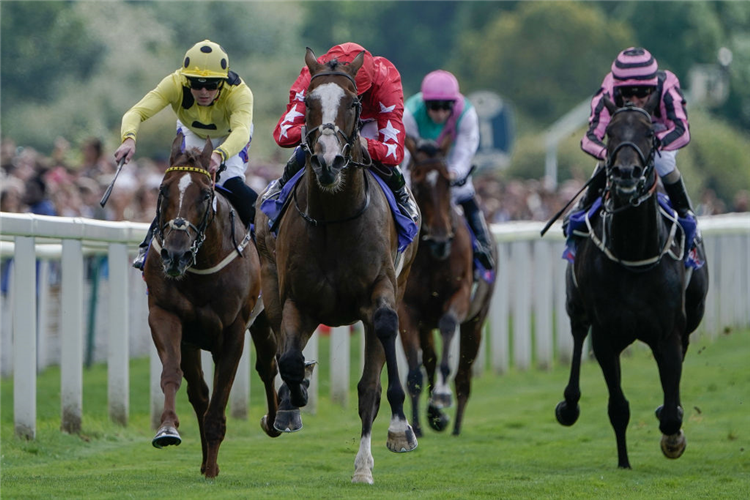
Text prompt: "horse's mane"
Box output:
[[416, 139, 441, 157]]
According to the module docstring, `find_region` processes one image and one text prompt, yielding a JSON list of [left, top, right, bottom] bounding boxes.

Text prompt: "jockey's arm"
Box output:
[[449, 106, 480, 179]]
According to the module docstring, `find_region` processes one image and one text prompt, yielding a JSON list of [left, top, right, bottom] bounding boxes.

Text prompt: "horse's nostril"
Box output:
[[311, 154, 325, 169], [332, 155, 347, 170]]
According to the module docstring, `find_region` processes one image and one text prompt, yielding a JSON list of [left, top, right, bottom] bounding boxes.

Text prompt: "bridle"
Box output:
[[155, 165, 215, 267], [603, 105, 660, 214], [411, 156, 456, 243], [300, 70, 371, 170]]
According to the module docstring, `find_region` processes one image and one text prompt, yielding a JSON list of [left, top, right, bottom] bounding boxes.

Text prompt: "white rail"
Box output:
[[2, 211, 748, 439]]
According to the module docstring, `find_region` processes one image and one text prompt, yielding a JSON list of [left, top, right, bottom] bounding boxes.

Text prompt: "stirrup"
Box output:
[[132, 247, 147, 270], [260, 179, 283, 204]]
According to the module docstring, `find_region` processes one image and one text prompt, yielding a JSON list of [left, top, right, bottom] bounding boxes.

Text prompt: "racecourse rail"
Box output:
[[1, 211, 748, 439]]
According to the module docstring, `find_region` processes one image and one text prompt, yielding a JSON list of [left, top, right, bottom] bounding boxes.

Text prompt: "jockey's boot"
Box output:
[[133, 217, 158, 270], [562, 162, 606, 237], [261, 147, 305, 204], [222, 176, 258, 227], [375, 165, 419, 223], [663, 176, 695, 219], [460, 198, 495, 270]]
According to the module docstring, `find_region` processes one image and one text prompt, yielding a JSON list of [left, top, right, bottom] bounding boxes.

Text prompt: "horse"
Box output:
[[143, 133, 281, 478], [255, 48, 420, 484], [555, 95, 709, 469], [399, 137, 497, 437]]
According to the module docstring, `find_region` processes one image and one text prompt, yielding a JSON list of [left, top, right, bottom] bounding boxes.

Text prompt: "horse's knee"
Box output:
[[608, 398, 630, 429], [374, 307, 398, 342], [438, 315, 457, 336], [278, 350, 305, 384], [407, 367, 423, 396]]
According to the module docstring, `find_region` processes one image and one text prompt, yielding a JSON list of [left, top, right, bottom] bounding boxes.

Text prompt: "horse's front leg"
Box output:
[[274, 301, 317, 433], [452, 317, 483, 436], [180, 347, 210, 474], [370, 283, 417, 454], [427, 312, 457, 433], [149, 308, 185, 449], [653, 329, 687, 460], [592, 328, 631, 469], [353, 328, 385, 484], [248, 311, 282, 438], [200, 319, 246, 479], [397, 303, 424, 437]]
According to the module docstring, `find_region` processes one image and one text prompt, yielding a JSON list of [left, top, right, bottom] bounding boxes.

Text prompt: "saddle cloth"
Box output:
[[562, 193, 704, 269], [259, 169, 418, 253]]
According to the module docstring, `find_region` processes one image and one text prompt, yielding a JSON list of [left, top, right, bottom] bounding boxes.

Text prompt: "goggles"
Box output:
[[188, 78, 222, 91], [426, 100, 455, 111], [619, 86, 654, 99]]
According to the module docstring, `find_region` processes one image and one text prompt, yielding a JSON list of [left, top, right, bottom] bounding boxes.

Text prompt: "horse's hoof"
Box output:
[[555, 401, 580, 426], [352, 471, 374, 484], [661, 430, 687, 459], [152, 425, 181, 448], [273, 409, 303, 433], [427, 405, 450, 432], [261, 415, 282, 438], [386, 424, 418, 453]]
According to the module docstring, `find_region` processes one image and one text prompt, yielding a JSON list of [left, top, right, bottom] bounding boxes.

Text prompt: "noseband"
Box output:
[[301, 70, 370, 169], [155, 166, 215, 267]]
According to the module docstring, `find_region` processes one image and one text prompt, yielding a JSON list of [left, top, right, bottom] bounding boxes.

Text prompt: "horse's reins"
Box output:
[[411, 157, 457, 242], [153, 165, 251, 274], [588, 107, 684, 269]]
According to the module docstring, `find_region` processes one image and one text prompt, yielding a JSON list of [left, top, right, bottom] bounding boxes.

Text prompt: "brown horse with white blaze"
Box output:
[[255, 48, 420, 484], [143, 134, 281, 478]]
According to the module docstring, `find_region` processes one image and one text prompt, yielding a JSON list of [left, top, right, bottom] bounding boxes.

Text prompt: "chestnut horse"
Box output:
[[399, 137, 497, 437], [255, 48, 420, 484], [555, 97, 709, 468], [143, 134, 280, 478]]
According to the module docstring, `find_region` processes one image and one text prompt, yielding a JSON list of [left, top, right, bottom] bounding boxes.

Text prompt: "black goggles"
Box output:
[[426, 100, 455, 111], [188, 78, 222, 91], [619, 86, 654, 99]]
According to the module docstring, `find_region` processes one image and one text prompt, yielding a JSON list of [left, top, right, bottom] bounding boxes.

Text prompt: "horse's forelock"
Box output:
[[173, 148, 209, 172]]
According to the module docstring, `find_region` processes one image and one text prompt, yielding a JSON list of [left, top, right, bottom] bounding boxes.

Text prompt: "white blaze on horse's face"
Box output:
[[177, 173, 192, 215], [310, 82, 346, 166], [426, 170, 439, 188]]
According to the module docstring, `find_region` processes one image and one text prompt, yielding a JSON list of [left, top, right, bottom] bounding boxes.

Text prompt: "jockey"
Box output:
[[573, 47, 695, 222], [402, 70, 495, 270], [263, 42, 418, 223], [114, 40, 258, 270]]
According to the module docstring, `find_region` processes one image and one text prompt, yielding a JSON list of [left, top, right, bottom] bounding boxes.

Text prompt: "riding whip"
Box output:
[[99, 158, 127, 207], [539, 166, 606, 237]]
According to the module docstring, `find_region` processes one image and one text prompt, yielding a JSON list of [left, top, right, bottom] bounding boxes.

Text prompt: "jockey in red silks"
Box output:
[[571, 47, 695, 223], [402, 70, 494, 270], [263, 42, 418, 222]]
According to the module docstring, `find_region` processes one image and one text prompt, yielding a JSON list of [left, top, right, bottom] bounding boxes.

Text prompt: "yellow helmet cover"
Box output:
[[181, 40, 229, 79]]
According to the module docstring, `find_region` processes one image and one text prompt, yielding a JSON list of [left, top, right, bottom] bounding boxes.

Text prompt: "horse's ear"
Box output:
[[404, 135, 417, 160], [643, 90, 660, 115], [201, 138, 213, 169], [438, 133, 452, 156], [170, 132, 184, 165], [603, 95, 618, 115], [305, 47, 322, 75], [348, 50, 366, 77]]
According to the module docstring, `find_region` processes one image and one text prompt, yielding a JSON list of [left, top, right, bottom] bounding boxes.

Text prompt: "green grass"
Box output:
[[2, 329, 749, 499]]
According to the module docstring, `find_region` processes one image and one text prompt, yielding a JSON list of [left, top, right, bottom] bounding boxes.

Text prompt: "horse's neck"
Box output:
[[304, 166, 367, 219], [606, 196, 662, 260]]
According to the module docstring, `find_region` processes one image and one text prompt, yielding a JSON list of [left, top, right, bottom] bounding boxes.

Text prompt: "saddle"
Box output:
[[562, 193, 704, 270]]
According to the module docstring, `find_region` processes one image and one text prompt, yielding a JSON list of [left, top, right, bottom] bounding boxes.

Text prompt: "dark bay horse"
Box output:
[[143, 134, 281, 478], [399, 137, 497, 437], [255, 48, 420, 484], [555, 96, 709, 468]]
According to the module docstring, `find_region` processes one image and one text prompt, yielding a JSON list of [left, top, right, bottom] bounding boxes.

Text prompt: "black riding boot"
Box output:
[[374, 165, 419, 223], [460, 198, 495, 270], [222, 176, 258, 227], [133, 217, 157, 270], [663, 176, 695, 218], [562, 163, 607, 237], [261, 148, 305, 203]]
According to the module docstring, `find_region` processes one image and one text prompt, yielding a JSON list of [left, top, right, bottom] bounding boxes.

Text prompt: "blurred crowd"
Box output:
[[1, 136, 747, 224]]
